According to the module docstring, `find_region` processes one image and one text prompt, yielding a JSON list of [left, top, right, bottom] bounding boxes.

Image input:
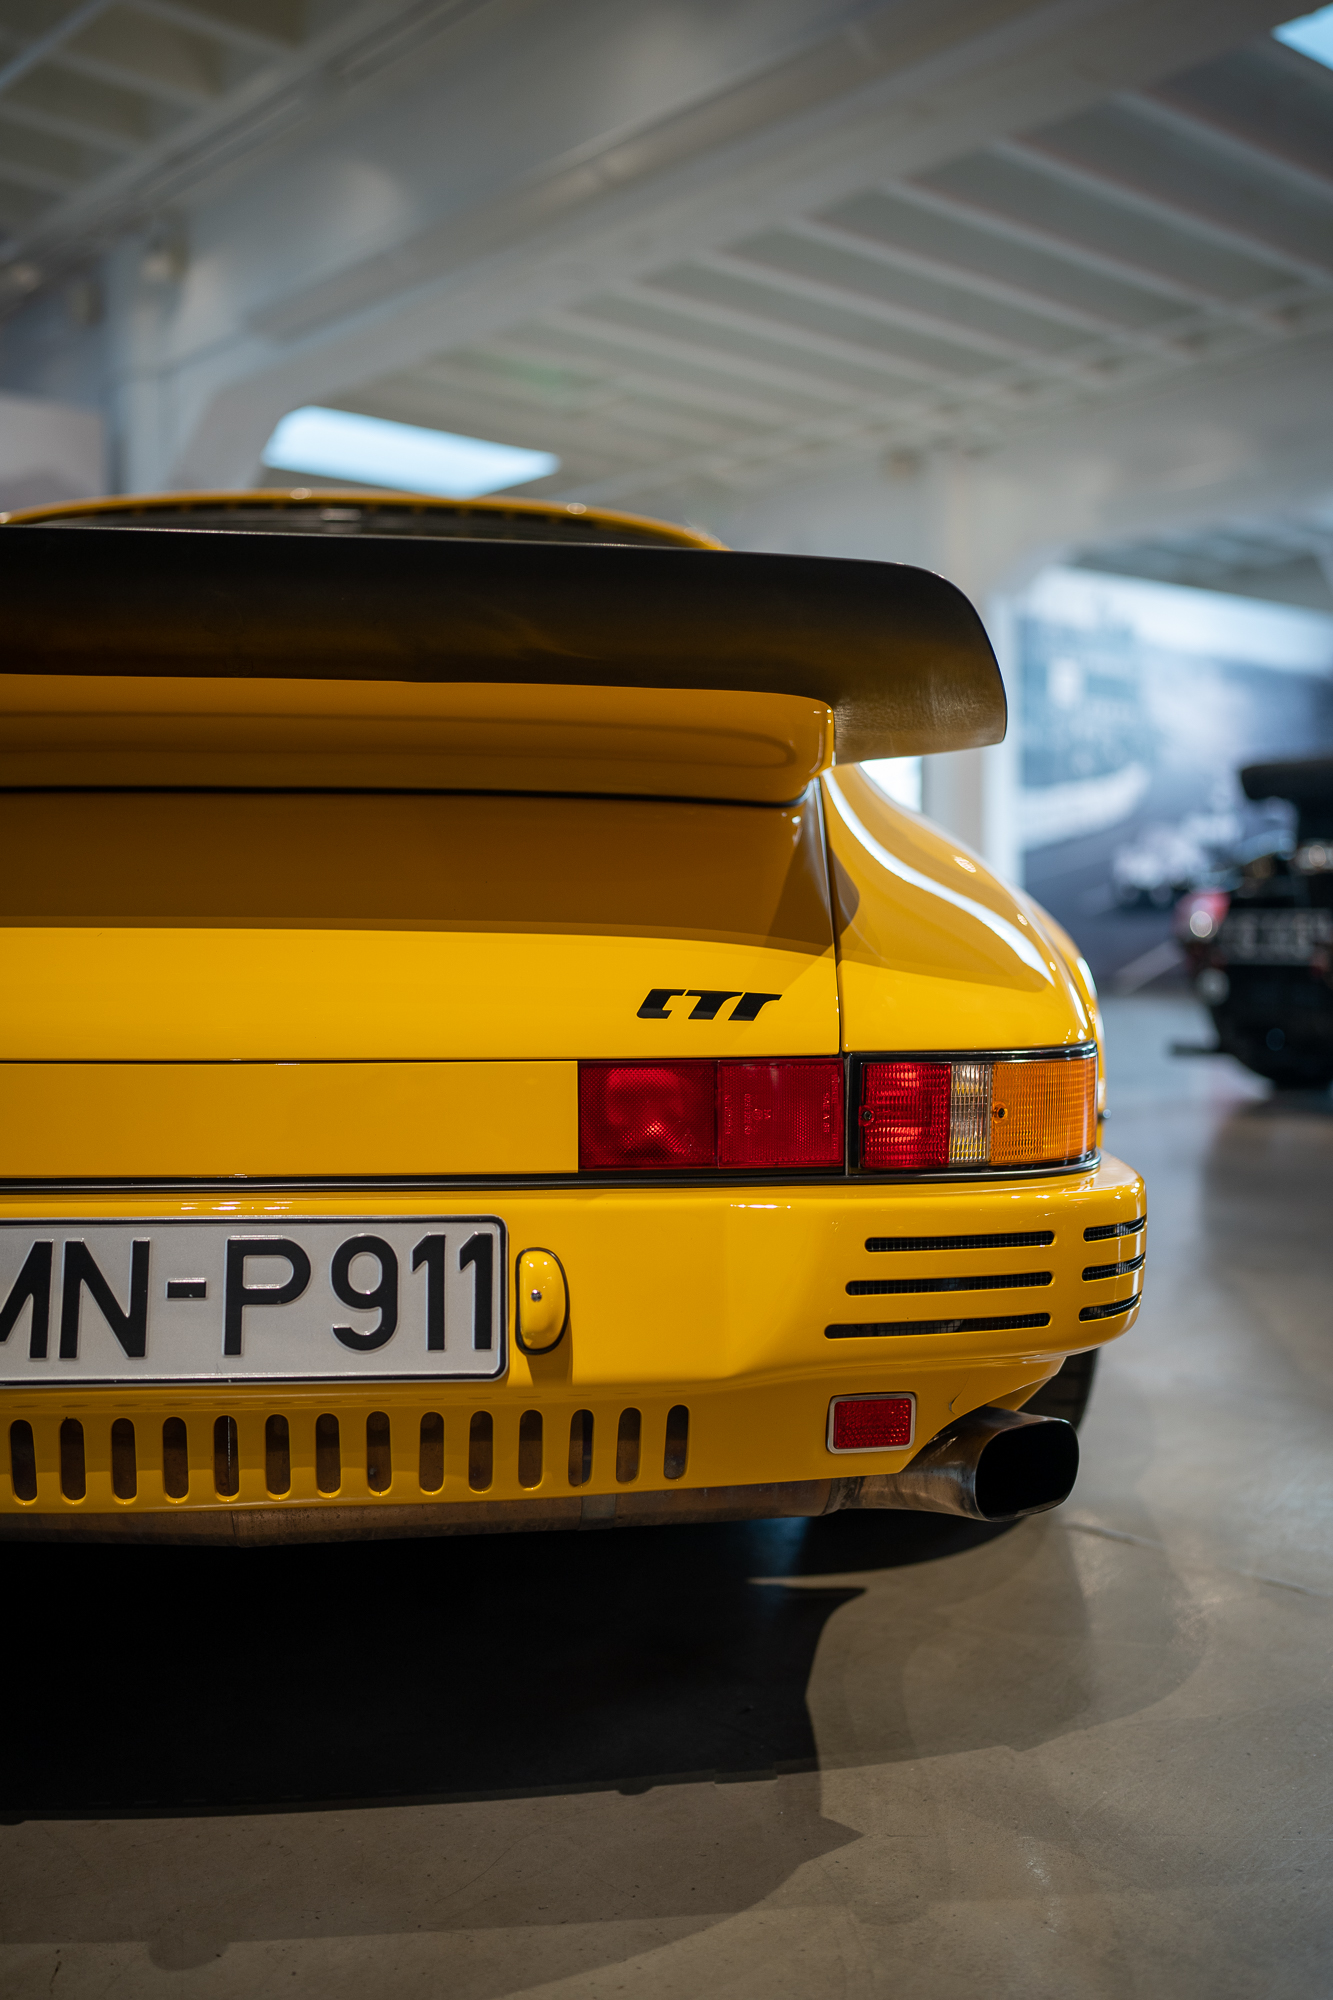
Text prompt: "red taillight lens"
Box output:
[[859, 1061, 950, 1170], [718, 1061, 844, 1168], [829, 1394, 915, 1452], [578, 1063, 715, 1168], [579, 1059, 845, 1170]]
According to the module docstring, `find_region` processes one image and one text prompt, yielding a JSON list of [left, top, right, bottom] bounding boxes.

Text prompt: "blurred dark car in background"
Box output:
[[1176, 757, 1333, 1088]]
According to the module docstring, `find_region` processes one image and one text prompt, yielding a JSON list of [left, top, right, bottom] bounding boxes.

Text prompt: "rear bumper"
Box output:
[[1, 1155, 1143, 1533]]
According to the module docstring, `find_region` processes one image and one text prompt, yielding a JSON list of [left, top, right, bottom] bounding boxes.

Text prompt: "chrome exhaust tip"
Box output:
[[841, 1405, 1079, 1522]]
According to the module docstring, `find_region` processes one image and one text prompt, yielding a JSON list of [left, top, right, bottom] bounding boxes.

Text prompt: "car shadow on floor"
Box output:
[[2, 1510, 1008, 1820]]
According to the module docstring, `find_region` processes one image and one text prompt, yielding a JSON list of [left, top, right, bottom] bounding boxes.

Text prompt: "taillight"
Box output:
[[718, 1061, 843, 1167], [856, 1053, 1096, 1171], [578, 1062, 715, 1168], [579, 1060, 844, 1170]]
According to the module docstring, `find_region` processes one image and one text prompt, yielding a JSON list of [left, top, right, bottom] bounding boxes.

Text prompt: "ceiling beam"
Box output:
[[778, 213, 1201, 357], [0, 95, 142, 159], [998, 135, 1333, 288], [1122, 87, 1333, 205], [130, 1, 305, 61], [0, 0, 117, 101]]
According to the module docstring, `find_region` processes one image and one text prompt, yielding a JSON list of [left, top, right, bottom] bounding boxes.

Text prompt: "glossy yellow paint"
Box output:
[[0, 788, 838, 1060], [0, 1163, 1143, 1519], [0, 487, 724, 549], [0, 673, 832, 802], [0, 1062, 577, 1178], [516, 1250, 568, 1353], [824, 766, 1095, 1052]]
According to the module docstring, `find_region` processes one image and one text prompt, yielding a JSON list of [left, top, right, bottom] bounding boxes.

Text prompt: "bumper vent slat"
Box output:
[[1080, 1292, 1142, 1322], [866, 1231, 1054, 1252], [1083, 1253, 1145, 1281], [1084, 1216, 1145, 1242], [826, 1312, 1051, 1339], [848, 1270, 1051, 1296]]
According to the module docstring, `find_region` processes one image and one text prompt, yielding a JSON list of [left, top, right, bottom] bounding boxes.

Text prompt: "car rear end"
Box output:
[[0, 496, 1143, 1540]]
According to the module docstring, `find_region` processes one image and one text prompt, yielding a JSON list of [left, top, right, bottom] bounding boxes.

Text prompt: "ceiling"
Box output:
[[0, 0, 471, 303], [1, 1, 1330, 613], [332, 29, 1333, 543]]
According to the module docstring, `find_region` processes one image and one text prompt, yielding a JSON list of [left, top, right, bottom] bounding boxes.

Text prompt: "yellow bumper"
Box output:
[[0, 1156, 1143, 1527]]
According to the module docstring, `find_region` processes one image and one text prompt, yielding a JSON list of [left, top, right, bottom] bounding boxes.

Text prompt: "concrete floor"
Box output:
[[2, 996, 1330, 1998]]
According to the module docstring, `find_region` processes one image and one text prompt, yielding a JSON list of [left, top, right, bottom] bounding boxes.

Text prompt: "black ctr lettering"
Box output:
[[636, 988, 782, 1021], [729, 992, 781, 1022], [637, 988, 686, 1019]]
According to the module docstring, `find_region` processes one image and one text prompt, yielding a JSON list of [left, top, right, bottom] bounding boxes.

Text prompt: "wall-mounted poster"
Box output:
[[1017, 568, 1333, 989]]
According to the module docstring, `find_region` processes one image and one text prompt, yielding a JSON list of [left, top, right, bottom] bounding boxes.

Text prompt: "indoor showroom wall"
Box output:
[[867, 570, 1333, 987]]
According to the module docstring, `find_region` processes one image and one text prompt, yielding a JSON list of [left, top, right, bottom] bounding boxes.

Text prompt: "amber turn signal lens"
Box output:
[[990, 1058, 1097, 1167]]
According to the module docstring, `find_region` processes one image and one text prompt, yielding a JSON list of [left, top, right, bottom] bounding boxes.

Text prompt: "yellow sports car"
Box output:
[[0, 492, 1143, 1543]]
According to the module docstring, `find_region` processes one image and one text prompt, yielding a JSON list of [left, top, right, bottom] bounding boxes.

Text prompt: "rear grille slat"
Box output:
[[213, 1415, 238, 1498], [315, 1413, 340, 1494], [827, 1312, 1051, 1338], [1084, 1216, 1145, 1242], [1083, 1253, 1145, 1281], [111, 1419, 136, 1501], [9, 1420, 37, 1502], [1080, 1292, 1141, 1322], [866, 1231, 1054, 1252], [847, 1270, 1051, 1296]]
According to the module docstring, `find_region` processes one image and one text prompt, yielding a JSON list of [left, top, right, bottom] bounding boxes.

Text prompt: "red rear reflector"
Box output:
[[718, 1060, 844, 1167], [579, 1059, 846, 1170], [829, 1394, 915, 1452], [578, 1063, 715, 1168], [859, 1061, 950, 1170]]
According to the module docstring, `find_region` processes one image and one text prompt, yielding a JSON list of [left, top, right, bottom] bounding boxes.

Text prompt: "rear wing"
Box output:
[[0, 526, 1004, 801]]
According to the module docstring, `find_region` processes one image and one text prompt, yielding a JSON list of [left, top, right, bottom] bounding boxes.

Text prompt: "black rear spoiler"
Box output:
[[1, 526, 1004, 765]]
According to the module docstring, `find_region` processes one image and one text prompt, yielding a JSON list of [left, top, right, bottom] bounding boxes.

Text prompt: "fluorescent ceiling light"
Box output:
[[261, 406, 559, 497], [1273, 4, 1333, 68]]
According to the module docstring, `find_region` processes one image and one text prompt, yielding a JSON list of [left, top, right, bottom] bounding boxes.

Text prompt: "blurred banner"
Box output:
[[1016, 568, 1333, 989]]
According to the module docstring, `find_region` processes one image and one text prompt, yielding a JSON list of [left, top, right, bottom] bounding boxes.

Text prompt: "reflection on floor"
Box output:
[[2, 997, 1329, 1997]]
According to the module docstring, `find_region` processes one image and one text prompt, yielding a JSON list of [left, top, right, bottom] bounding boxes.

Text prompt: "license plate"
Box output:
[[1220, 909, 1333, 963], [0, 1217, 506, 1386]]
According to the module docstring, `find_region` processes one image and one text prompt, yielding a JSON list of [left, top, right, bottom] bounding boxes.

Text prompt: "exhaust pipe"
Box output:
[[838, 1405, 1079, 1522]]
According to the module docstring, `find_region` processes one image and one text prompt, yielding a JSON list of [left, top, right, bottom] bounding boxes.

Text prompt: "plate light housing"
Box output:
[[577, 1050, 1097, 1173]]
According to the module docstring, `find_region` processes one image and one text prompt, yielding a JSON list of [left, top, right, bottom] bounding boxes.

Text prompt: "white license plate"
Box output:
[[0, 1217, 506, 1386]]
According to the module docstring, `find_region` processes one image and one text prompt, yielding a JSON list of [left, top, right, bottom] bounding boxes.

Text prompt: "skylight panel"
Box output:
[[1273, 4, 1333, 70], [261, 407, 559, 497]]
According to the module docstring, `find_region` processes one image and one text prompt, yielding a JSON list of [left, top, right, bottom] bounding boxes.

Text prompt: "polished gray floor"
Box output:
[[2, 997, 1330, 1998]]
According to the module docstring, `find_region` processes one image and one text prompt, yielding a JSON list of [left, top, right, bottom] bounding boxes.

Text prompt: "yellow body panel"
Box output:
[[0, 1062, 577, 1178], [825, 767, 1094, 1051], [0, 788, 838, 1061]]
